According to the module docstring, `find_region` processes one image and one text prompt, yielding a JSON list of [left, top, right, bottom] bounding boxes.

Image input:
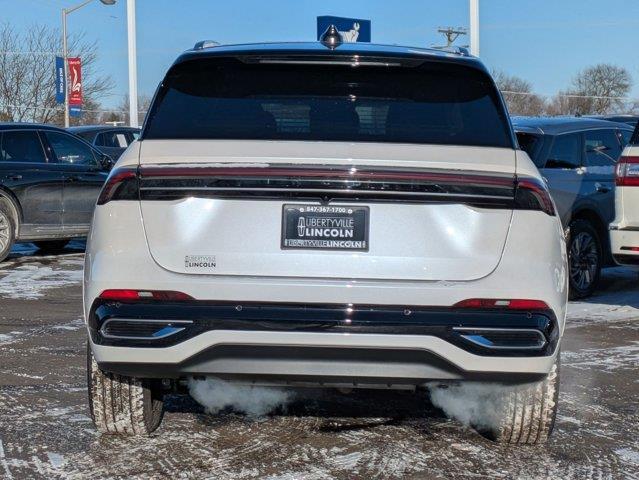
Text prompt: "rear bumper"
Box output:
[[610, 227, 639, 265], [89, 300, 560, 385], [92, 331, 556, 386]]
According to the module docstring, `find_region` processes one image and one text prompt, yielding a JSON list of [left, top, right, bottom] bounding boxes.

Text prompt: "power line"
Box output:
[[0, 102, 147, 114], [0, 51, 60, 56], [501, 90, 639, 101]]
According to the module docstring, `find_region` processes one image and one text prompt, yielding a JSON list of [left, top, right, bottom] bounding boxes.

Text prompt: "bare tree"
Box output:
[[492, 70, 546, 116], [0, 23, 113, 125], [99, 94, 152, 126], [547, 64, 632, 116]]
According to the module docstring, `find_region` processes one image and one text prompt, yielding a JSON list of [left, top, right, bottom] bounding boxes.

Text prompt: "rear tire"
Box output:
[[567, 219, 602, 299], [490, 353, 560, 445], [0, 205, 15, 263], [87, 343, 164, 435], [34, 240, 69, 253]]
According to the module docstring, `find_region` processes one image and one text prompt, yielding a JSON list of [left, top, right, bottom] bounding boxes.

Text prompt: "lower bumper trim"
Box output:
[[89, 300, 559, 357], [96, 344, 549, 385]]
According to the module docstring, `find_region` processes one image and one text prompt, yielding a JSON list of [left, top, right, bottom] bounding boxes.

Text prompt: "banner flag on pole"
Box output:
[[67, 57, 82, 106], [55, 56, 65, 104]]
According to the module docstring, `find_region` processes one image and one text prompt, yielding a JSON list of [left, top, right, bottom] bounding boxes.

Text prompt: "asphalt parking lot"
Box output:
[[0, 244, 637, 479]]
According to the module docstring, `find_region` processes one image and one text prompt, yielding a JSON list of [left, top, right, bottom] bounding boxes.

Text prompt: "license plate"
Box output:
[[281, 204, 369, 251]]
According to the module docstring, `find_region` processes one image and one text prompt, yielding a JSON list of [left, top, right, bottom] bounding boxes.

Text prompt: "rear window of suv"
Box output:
[[143, 57, 513, 148]]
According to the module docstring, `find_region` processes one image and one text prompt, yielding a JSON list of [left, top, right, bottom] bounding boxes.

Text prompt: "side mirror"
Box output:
[[99, 154, 114, 171]]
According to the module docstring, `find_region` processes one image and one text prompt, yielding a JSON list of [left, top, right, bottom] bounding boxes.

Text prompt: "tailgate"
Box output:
[[138, 141, 516, 282]]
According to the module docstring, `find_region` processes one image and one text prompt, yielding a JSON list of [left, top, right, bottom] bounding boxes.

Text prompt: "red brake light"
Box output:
[[616, 156, 639, 187], [99, 290, 194, 301], [453, 298, 550, 310], [97, 167, 139, 205]]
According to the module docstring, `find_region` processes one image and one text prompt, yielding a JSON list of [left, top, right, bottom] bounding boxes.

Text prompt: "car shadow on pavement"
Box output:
[[578, 266, 639, 308], [168, 388, 446, 433], [6, 240, 86, 261]]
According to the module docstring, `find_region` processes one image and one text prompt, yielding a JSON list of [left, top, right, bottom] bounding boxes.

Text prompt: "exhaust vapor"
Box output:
[[426, 382, 519, 432], [188, 377, 295, 417]]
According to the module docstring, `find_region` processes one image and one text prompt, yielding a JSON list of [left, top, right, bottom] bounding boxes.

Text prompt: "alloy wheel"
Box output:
[[0, 211, 10, 253], [569, 231, 599, 292]]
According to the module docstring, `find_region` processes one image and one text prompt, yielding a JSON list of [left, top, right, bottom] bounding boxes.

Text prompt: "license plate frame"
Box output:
[[281, 204, 370, 251]]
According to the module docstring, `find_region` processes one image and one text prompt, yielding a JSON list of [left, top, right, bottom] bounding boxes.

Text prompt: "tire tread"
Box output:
[[87, 345, 163, 436]]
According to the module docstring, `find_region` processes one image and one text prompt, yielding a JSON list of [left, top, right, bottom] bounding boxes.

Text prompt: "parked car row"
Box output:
[[0, 115, 637, 294], [0, 124, 138, 261], [68, 125, 140, 161], [512, 116, 635, 298], [0, 39, 637, 444]]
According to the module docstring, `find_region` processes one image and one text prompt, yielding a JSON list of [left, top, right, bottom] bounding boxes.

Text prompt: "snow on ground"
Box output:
[[0, 243, 84, 300], [0, 261, 83, 300], [0, 250, 637, 479]]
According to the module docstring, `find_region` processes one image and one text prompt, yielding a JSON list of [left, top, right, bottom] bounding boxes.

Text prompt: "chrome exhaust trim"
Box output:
[[453, 327, 547, 350], [100, 319, 193, 340]]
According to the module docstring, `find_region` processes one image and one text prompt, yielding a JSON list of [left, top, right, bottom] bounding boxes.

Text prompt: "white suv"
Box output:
[[610, 128, 639, 265], [84, 40, 567, 444]]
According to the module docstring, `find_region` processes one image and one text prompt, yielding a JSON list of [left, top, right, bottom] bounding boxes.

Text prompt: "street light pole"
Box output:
[[62, 7, 69, 127], [61, 0, 116, 127], [469, 0, 480, 56], [127, 0, 138, 128]]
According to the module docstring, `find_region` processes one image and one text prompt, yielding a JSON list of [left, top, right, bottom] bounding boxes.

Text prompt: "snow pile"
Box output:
[[188, 377, 295, 417]]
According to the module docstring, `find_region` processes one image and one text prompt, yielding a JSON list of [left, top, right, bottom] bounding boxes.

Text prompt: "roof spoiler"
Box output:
[[193, 40, 221, 50], [431, 45, 471, 56]]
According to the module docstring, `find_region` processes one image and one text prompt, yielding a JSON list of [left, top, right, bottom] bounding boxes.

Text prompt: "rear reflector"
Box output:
[[616, 156, 639, 187], [453, 298, 550, 310], [99, 289, 194, 302], [620, 246, 639, 252]]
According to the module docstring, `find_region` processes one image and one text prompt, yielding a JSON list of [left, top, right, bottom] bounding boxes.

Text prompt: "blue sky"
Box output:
[[3, 0, 639, 110]]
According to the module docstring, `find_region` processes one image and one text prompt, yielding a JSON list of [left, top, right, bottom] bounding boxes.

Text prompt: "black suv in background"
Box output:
[[68, 125, 140, 160], [0, 123, 113, 261], [513, 117, 634, 298]]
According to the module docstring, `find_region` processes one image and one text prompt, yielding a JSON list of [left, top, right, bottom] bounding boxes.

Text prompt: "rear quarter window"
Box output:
[[516, 132, 544, 168], [144, 57, 513, 148]]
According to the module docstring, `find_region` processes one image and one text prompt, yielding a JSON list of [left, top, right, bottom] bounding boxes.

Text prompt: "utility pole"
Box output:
[[127, 0, 139, 128], [435, 27, 467, 48], [469, 0, 479, 56]]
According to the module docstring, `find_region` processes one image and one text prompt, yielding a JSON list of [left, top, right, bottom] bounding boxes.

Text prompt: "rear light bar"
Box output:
[[96, 167, 139, 205], [514, 177, 556, 216], [453, 298, 550, 310], [97, 164, 555, 216], [139, 165, 515, 186], [616, 156, 639, 187], [620, 246, 639, 252], [99, 289, 194, 302]]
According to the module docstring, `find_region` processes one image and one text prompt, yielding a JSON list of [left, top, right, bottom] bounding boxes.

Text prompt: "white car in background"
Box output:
[[611, 127, 639, 265], [84, 38, 568, 444]]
